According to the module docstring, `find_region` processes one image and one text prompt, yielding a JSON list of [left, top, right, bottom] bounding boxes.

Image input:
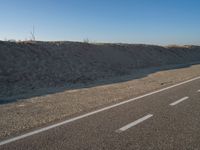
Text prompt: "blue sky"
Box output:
[[0, 0, 200, 45]]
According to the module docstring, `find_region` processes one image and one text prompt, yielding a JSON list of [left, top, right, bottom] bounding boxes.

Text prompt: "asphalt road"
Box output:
[[1, 77, 200, 150]]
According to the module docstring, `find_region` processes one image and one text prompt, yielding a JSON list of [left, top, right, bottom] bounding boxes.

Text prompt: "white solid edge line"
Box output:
[[116, 114, 153, 133], [170, 96, 189, 106], [1, 76, 200, 146]]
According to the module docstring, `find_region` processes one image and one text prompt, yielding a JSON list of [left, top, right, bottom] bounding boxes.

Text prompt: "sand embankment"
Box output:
[[0, 41, 200, 99]]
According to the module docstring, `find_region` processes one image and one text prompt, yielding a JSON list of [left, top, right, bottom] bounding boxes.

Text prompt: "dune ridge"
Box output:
[[0, 41, 200, 98]]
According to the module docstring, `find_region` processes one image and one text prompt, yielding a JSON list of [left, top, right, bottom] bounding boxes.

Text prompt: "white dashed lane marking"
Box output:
[[170, 97, 189, 106], [116, 114, 153, 133]]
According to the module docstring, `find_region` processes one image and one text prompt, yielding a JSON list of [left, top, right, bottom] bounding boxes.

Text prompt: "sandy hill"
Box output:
[[0, 41, 200, 100]]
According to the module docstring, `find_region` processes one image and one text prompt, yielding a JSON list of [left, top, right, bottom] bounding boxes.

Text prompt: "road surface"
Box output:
[[1, 77, 200, 150]]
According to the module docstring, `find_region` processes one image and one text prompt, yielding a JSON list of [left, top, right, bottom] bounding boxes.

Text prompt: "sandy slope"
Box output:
[[0, 41, 200, 99]]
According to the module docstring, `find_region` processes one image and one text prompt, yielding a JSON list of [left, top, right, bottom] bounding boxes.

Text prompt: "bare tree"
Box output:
[[30, 25, 36, 41]]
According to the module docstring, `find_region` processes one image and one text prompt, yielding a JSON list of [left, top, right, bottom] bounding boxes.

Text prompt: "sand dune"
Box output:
[[0, 41, 200, 99]]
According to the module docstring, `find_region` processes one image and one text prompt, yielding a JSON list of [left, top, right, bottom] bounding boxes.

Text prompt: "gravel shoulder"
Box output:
[[1, 63, 200, 139]]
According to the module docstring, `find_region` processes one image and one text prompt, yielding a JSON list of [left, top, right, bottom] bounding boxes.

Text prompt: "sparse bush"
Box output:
[[8, 39, 16, 42], [83, 38, 89, 43]]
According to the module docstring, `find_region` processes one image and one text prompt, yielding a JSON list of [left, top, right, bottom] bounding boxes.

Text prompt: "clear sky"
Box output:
[[0, 0, 200, 45]]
